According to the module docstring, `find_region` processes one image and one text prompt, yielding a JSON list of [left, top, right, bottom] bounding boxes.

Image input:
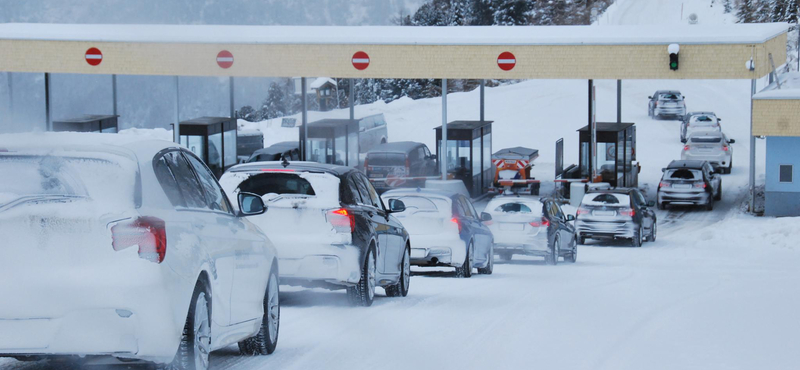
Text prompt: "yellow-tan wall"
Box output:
[[0, 32, 786, 79], [753, 98, 800, 137]]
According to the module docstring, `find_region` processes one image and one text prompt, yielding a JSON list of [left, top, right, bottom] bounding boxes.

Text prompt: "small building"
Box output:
[[310, 78, 338, 111], [300, 113, 388, 167], [753, 85, 800, 216], [576, 122, 638, 188], [52, 114, 119, 133], [179, 117, 238, 178], [434, 120, 493, 198]]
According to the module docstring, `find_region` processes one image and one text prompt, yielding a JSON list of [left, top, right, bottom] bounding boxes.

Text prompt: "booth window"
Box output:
[[223, 130, 237, 169], [779, 164, 793, 183], [208, 133, 223, 175], [181, 135, 205, 161]]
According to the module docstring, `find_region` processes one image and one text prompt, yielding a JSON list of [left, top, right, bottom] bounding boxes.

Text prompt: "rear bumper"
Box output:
[[658, 190, 710, 205], [409, 234, 466, 267], [0, 263, 186, 364], [493, 231, 549, 256], [575, 219, 636, 239], [681, 152, 730, 168], [655, 107, 686, 116], [278, 243, 362, 287]]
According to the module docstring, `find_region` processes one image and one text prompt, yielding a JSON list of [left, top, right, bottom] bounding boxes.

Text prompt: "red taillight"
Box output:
[[619, 208, 635, 217], [576, 207, 589, 216], [328, 208, 355, 233], [683, 145, 690, 151], [530, 217, 550, 227], [451, 217, 462, 233], [659, 181, 671, 188], [694, 182, 706, 189], [722, 146, 729, 151], [111, 217, 167, 264]]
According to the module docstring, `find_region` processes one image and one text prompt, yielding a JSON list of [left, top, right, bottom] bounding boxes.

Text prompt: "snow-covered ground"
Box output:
[[4, 1, 800, 370]]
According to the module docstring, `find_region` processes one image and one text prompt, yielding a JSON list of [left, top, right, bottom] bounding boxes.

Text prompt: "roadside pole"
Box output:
[[45, 73, 51, 131], [229, 77, 235, 119], [749, 78, 756, 212], [441, 78, 448, 181], [173, 76, 180, 143], [302, 77, 308, 161], [589, 79, 597, 182]]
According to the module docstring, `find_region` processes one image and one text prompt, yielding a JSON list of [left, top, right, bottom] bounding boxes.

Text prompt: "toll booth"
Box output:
[[434, 120, 493, 198], [52, 115, 119, 133], [577, 122, 639, 188], [179, 117, 238, 178], [300, 118, 360, 167]]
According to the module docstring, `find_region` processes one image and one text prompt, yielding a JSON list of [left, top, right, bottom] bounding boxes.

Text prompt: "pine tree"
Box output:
[[738, 0, 756, 23], [786, 0, 799, 23], [772, 0, 786, 22]]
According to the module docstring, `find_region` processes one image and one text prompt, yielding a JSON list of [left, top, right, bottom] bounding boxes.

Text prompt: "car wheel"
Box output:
[[499, 252, 513, 261], [631, 226, 643, 248], [165, 280, 211, 370], [455, 242, 473, 278], [385, 247, 410, 297], [578, 234, 587, 245], [546, 237, 560, 265], [478, 245, 494, 275], [715, 183, 722, 201], [238, 270, 280, 355], [347, 247, 376, 307], [565, 237, 577, 263], [706, 198, 714, 211]]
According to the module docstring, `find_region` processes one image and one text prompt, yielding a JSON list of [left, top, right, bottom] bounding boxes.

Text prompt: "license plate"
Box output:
[[500, 223, 524, 231], [592, 210, 616, 217], [673, 184, 692, 190]]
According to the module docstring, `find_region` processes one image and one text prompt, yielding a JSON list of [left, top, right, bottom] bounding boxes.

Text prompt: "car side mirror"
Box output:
[[647, 201, 656, 207], [388, 199, 406, 213], [661, 167, 666, 172], [480, 212, 493, 222], [728, 139, 735, 144], [648, 96, 653, 99], [566, 214, 575, 222], [238, 192, 267, 216], [717, 118, 722, 121]]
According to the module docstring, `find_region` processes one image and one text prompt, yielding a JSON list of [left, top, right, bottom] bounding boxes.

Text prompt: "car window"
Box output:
[[364, 176, 385, 210], [548, 202, 564, 220], [423, 146, 431, 158], [633, 191, 646, 207], [667, 169, 701, 180], [356, 173, 383, 209], [163, 151, 207, 209], [343, 175, 361, 205], [452, 197, 466, 217], [463, 196, 479, 219], [153, 154, 186, 207], [183, 152, 232, 214], [495, 202, 532, 213]]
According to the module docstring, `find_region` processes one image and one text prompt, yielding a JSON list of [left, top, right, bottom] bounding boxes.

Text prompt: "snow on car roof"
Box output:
[[0, 23, 789, 46], [0, 132, 178, 159]]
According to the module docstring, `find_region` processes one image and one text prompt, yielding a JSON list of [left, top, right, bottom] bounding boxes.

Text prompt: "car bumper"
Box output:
[[575, 219, 636, 239], [409, 234, 466, 267], [278, 243, 362, 287], [658, 190, 711, 205], [493, 231, 550, 256], [655, 107, 686, 116], [681, 152, 730, 168], [0, 262, 186, 364]]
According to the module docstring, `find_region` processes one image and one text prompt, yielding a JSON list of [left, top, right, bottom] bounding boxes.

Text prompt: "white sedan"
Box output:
[[0, 133, 280, 369], [681, 131, 735, 174]]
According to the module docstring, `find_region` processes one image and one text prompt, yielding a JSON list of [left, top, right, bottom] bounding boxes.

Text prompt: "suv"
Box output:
[[657, 160, 722, 210], [221, 161, 411, 307], [366, 142, 437, 193], [681, 112, 720, 143], [648, 90, 686, 119], [575, 188, 657, 247], [682, 131, 735, 174]]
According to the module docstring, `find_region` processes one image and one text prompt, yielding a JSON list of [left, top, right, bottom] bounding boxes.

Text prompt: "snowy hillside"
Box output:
[[596, 0, 737, 25]]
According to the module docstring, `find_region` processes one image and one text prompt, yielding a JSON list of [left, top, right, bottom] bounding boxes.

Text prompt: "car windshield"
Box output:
[[367, 153, 406, 166], [494, 202, 537, 214], [691, 115, 715, 123], [582, 193, 631, 207], [0, 153, 137, 209], [690, 136, 723, 143], [667, 169, 702, 180]]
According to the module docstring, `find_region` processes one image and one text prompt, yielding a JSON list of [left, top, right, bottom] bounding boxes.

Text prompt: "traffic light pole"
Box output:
[[441, 78, 448, 181], [749, 78, 756, 213], [589, 79, 597, 182]]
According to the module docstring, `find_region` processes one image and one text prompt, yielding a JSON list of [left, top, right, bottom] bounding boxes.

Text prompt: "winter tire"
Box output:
[[478, 245, 494, 275], [705, 198, 714, 211], [165, 280, 211, 370], [385, 247, 410, 297], [238, 270, 280, 355], [546, 237, 559, 265], [657, 202, 666, 210], [455, 242, 473, 278], [565, 237, 577, 263], [631, 226, 643, 248], [650, 221, 657, 242], [499, 252, 512, 261], [715, 184, 722, 201], [347, 246, 376, 307]]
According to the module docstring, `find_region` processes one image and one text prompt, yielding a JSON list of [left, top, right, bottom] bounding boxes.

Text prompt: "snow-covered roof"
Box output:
[[310, 77, 336, 90], [753, 72, 800, 100], [0, 22, 789, 46]]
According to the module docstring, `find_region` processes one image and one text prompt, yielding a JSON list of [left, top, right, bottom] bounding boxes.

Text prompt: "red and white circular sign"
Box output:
[[85, 47, 103, 66], [497, 51, 516, 71], [352, 51, 370, 70], [217, 50, 234, 69]]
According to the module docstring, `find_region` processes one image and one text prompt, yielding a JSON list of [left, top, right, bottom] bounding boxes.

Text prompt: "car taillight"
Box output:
[[327, 208, 355, 233], [530, 217, 550, 227], [576, 207, 589, 215], [619, 208, 635, 217], [722, 146, 729, 151], [683, 145, 690, 151], [111, 217, 167, 264], [451, 217, 462, 233], [659, 181, 671, 188], [694, 182, 706, 189]]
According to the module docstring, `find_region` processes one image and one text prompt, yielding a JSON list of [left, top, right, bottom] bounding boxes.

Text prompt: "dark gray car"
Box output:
[[575, 188, 657, 247]]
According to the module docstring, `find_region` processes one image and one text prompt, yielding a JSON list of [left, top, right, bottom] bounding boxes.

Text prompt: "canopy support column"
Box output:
[[112, 74, 118, 117], [589, 79, 596, 182], [229, 76, 235, 119], [6, 72, 12, 126], [749, 79, 756, 212], [302, 77, 308, 161], [441, 78, 448, 181], [480, 79, 485, 122], [616, 79, 622, 123], [173, 76, 180, 143], [45, 73, 51, 131]]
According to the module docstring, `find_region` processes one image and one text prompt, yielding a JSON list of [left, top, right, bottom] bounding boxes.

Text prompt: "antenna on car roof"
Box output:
[[281, 156, 290, 168]]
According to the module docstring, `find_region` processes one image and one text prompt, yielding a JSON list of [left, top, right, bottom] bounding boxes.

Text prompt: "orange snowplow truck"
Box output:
[[490, 147, 540, 195]]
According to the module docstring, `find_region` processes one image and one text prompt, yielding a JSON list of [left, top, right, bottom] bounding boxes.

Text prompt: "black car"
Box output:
[[247, 141, 300, 163], [365, 141, 438, 193], [220, 161, 411, 307], [575, 188, 658, 247]]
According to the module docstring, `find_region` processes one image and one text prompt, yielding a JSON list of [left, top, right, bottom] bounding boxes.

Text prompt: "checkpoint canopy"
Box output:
[[0, 22, 789, 80]]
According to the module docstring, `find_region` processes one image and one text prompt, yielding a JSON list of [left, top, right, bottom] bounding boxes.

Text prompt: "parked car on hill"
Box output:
[[382, 188, 494, 277], [484, 196, 577, 265], [657, 160, 722, 211], [221, 161, 411, 306], [648, 90, 686, 119], [681, 131, 735, 174], [0, 133, 280, 369], [575, 188, 657, 247], [366, 141, 438, 193], [681, 112, 721, 143]]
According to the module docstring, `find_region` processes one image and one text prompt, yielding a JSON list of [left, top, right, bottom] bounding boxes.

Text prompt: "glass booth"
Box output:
[[578, 122, 638, 188], [435, 120, 493, 198], [299, 118, 360, 167], [179, 117, 238, 178], [52, 115, 119, 133]]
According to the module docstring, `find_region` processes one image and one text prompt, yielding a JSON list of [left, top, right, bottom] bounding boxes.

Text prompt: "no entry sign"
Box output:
[[217, 50, 234, 69], [497, 51, 516, 71], [352, 51, 370, 70], [85, 47, 103, 66]]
